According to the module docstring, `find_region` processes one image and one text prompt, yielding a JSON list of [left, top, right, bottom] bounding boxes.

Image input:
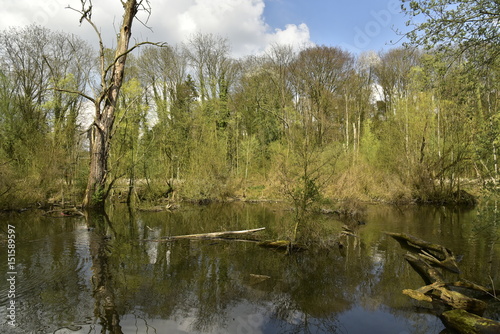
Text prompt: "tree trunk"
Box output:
[[83, 124, 108, 209], [82, 0, 139, 209]]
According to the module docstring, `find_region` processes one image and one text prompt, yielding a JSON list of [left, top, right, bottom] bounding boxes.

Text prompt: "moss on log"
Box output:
[[43, 207, 84, 217], [388, 231, 492, 322], [441, 309, 500, 334], [437, 287, 487, 316]]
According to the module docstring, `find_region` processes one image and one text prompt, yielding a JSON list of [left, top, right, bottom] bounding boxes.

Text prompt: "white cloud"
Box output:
[[0, 0, 314, 57], [147, 0, 314, 56], [267, 23, 314, 49]]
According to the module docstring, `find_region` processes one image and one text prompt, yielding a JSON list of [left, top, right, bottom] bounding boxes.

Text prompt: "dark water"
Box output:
[[1, 202, 499, 334]]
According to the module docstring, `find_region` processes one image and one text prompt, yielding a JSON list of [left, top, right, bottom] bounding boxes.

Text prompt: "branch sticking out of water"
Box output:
[[146, 227, 266, 242]]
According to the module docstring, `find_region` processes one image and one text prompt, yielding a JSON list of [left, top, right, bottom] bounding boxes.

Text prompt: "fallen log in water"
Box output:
[[387, 231, 500, 333], [404, 282, 487, 316], [449, 280, 500, 298], [404, 253, 445, 285], [441, 309, 500, 334], [150, 227, 266, 242], [385, 231, 460, 273]]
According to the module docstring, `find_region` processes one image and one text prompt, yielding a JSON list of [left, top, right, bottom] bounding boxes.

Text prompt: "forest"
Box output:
[[0, 2, 499, 210]]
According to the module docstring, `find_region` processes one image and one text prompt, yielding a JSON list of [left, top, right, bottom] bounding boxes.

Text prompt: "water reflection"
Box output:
[[87, 212, 123, 333], [0, 203, 499, 333]]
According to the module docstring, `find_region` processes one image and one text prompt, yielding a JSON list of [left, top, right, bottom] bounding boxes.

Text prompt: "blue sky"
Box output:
[[0, 0, 409, 56], [264, 0, 408, 52]]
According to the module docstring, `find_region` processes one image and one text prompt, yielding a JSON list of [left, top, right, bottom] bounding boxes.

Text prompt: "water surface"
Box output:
[[1, 202, 499, 333]]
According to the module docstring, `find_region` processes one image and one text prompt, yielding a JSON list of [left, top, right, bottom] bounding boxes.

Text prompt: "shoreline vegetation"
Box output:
[[0, 177, 484, 214], [1, 22, 499, 213]]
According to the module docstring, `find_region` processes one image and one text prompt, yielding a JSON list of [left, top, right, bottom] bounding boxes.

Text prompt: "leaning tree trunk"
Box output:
[[82, 0, 139, 209]]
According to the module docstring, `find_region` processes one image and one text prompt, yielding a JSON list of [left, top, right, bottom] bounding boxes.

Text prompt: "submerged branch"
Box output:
[[148, 227, 266, 242], [385, 231, 460, 273]]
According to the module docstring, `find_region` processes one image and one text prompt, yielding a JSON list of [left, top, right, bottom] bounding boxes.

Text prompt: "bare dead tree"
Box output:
[[61, 0, 166, 209]]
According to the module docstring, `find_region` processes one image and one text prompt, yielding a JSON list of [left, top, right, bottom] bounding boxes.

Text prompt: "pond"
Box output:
[[1, 201, 499, 334]]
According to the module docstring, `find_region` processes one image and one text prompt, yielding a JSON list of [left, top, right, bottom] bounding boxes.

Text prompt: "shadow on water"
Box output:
[[0, 202, 499, 333]]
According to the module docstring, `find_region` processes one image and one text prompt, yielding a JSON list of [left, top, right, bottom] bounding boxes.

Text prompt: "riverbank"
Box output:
[[0, 173, 492, 213]]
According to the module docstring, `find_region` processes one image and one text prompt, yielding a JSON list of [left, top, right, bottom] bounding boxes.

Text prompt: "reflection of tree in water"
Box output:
[[250, 250, 352, 334], [87, 211, 123, 334], [95, 204, 500, 333], [104, 207, 363, 333]]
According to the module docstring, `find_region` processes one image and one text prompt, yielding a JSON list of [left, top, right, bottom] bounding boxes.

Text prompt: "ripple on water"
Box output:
[[0, 221, 96, 332]]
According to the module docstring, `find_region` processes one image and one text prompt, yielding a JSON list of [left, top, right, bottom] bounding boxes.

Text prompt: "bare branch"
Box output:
[[66, 2, 106, 89], [136, 0, 153, 28], [103, 41, 169, 77], [51, 87, 96, 104]]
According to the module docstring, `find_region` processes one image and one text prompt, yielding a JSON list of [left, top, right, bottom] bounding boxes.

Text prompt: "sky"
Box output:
[[0, 0, 410, 57]]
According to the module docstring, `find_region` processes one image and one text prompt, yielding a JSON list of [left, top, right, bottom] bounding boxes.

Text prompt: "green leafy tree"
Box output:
[[0, 25, 92, 206], [290, 46, 354, 145], [402, 0, 500, 64], [110, 77, 148, 205], [232, 55, 287, 178]]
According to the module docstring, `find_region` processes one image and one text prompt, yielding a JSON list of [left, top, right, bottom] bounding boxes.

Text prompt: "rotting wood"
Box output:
[[436, 286, 487, 316], [449, 280, 500, 299], [149, 227, 266, 242], [387, 231, 499, 333], [406, 281, 488, 316], [402, 288, 433, 302], [404, 253, 445, 285], [441, 309, 500, 334], [385, 232, 460, 273]]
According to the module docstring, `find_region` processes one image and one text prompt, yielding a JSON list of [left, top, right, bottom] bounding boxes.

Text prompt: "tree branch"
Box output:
[[66, 1, 107, 92], [51, 87, 96, 104], [103, 41, 169, 77]]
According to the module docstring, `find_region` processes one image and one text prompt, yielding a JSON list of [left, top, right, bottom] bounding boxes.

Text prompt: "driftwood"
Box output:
[[387, 232, 500, 333], [441, 309, 500, 334], [450, 280, 500, 298], [404, 253, 445, 285], [150, 228, 311, 254], [151, 227, 266, 242], [404, 282, 487, 316], [385, 232, 460, 273]]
